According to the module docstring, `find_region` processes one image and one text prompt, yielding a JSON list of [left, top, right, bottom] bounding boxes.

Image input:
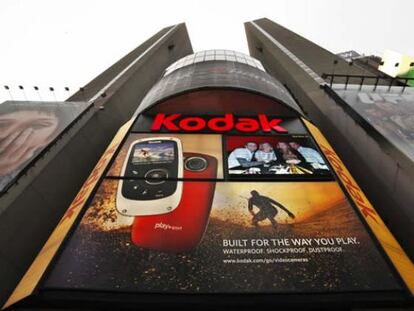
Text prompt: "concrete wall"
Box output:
[[0, 23, 192, 306]]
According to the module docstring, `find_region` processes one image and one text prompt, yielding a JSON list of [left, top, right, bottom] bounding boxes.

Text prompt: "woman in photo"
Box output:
[[275, 141, 304, 164]]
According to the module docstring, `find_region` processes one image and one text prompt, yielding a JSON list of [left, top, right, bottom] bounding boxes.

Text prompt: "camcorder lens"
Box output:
[[185, 156, 207, 172]]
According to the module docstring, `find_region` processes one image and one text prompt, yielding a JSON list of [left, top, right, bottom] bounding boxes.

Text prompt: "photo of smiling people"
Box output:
[[226, 135, 331, 178]]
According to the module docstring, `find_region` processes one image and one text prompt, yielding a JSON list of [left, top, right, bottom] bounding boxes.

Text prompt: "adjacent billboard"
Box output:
[[332, 85, 414, 160], [378, 50, 414, 80], [0, 101, 91, 194]]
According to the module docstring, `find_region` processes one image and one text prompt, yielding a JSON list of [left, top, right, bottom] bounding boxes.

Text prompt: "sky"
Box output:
[[0, 0, 413, 102]]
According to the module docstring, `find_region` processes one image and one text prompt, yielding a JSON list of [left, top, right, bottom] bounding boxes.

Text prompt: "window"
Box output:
[[164, 50, 265, 76]]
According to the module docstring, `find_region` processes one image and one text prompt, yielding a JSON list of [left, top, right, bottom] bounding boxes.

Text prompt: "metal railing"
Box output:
[[321, 73, 414, 92]]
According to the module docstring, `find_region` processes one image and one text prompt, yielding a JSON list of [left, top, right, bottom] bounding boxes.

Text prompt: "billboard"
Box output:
[[0, 100, 91, 194], [41, 132, 401, 295], [332, 85, 414, 160], [378, 50, 414, 79], [43, 179, 399, 293]]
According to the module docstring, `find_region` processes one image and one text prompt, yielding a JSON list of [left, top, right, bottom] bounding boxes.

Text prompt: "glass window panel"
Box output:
[[194, 56, 204, 63], [235, 56, 246, 63], [246, 59, 256, 66], [253, 59, 261, 66], [163, 50, 266, 76]]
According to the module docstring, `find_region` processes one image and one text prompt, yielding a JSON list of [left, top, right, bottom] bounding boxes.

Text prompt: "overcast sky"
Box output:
[[0, 0, 413, 102]]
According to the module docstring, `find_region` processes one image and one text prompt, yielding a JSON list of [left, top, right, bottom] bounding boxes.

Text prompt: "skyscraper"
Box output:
[[245, 18, 414, 262]]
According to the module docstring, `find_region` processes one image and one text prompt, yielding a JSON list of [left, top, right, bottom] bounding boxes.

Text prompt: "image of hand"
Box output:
[[0, 110, 58, 175]]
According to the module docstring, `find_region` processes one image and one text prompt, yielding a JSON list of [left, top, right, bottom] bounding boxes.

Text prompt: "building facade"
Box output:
[[1, 20, 414, 310]]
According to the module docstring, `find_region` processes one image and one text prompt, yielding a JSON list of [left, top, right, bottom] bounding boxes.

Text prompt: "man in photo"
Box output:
[[227, 141, 258, 169], [288, 142, 327, 169], [255, 142, 277, 164], [248, 190, 295, 228]]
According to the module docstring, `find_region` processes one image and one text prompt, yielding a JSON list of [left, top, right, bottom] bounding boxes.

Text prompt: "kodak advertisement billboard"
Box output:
[[4, 89, 414, 309]]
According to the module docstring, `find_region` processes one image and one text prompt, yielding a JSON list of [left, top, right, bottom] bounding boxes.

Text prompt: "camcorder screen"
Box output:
[[121, 139, 179, 201], [132, 141, 175, 165]]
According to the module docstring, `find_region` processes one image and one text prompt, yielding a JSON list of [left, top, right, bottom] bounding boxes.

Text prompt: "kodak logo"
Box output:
[[151, 113, 288, 133]]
